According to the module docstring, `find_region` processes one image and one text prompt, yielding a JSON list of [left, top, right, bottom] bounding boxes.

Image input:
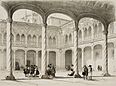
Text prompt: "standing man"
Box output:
[[88, 65, 92, 80]]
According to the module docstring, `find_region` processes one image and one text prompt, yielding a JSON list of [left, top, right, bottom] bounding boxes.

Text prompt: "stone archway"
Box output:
[[65, 50, 72, 68], [49, 51, 56, 66], [15, 49, 25, 70], [108, 42, 114, 72], [84, 46, 91, 66], [94, 44, 102, 71], [27, 50, 36, 66]]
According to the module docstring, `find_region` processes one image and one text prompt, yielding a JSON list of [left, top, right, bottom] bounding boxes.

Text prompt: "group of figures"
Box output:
[[82, 65, 92, 80], [67, 64, 93, 80], [23, 65, 39, 77], [45, 64, 56, 78], [23, 64, 56, 78], [23, 64, 93, 80]]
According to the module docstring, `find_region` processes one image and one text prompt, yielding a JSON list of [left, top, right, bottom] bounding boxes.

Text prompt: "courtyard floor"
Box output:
[[0, 70, 116, 86]]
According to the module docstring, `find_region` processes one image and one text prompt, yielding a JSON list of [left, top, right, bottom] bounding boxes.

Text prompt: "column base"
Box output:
[[103, 72, 111, 77], [74, 73, 82, 78], [6, 74, 16, 80]]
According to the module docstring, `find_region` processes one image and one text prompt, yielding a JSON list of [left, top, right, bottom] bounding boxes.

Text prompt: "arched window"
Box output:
[[49, 36, 52, 45], [84, 28, 87, 39], [38, 35, 42, 46], [21, 34, 25, 42], [88, 26, 92, 37], [79, 30, 82, 39], [69, 33, 72, 42], [27, 34, 31, 42], [98, 23, 102, 33], [53, 36, 56, 45], [65, 35, 68, 44], [33, 35, 36, 42], [16, 34, 20, 41], [94, 24, 98, 35], [108, 23, 114, 34]]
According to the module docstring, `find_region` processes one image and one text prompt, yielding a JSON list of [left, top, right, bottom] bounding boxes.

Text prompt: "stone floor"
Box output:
[[0, 70, 116, 86]]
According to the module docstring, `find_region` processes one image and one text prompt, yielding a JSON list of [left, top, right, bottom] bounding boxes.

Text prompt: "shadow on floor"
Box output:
[[55, 76, 73, 79], [92, 75, 116, 77]]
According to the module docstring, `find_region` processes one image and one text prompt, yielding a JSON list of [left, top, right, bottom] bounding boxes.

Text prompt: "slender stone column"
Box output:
[[91, 26, 94, 40], [36, 36, 38, 47], [73, 20, 81, 78], [13, 50, 16, 70], [81, 48, 84, 68], [41, 18, 47, 76], [36, 51, 38, 67], [25, 50, 27, 66], [103, 25, 110, 76], [47, 50, 49, 65], [82, 29, 84, 41], [25, 35, 27, 47], [6, 16, 15, 80], [91, 46, 94, 69]]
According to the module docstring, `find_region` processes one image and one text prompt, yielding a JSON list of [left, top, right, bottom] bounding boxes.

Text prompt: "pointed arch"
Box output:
[[21, 34, 25, 42], [33, 35, 36, 42], [65, 34, 68, 44], [84, 28, 87, 39], [16, 34, 20, 42], [53, 36, 56, 45], [98, 22, 102, 33], [69, 33, 72, 43], [88, 26, 92, 38], [78, 30, 82, 40]]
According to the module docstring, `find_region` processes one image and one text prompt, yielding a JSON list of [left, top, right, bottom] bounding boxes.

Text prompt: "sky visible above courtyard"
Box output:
[[0, 7, 72, 22]]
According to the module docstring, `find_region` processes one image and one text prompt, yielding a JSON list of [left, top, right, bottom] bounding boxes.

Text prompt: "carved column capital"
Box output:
[[42, 15, 47, 28], [7, 17, 13, 23], [103, 24, 109, 35], [74, 20, 79, 31]]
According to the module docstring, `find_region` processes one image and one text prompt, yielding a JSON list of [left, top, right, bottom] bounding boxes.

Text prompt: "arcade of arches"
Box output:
[[0, 0, 116, 77]]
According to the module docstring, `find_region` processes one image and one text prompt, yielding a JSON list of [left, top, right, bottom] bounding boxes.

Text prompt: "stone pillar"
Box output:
[[81, 48, 84, 68], [103, 24, 110, 76], [91, 26, 94, 39], [36, 36, 38, 47], [82, 29, 84, 41], [73, 20, 81, 78], [6, 16, 15, 80], [36, 51, 38, 67], [41, 18, 47, 76], [13, 50, 16, 70], [57, 49, 64, 71], [61, 50, 65, 70], [25, 50, 27, 66], [91, 46, 95, 69], [25, 35, 27, 47], [47, 50, 49, 65]]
